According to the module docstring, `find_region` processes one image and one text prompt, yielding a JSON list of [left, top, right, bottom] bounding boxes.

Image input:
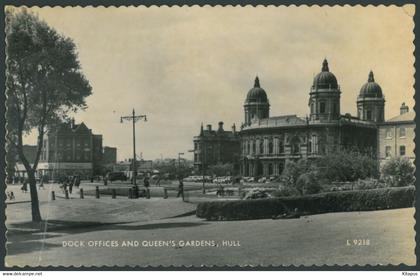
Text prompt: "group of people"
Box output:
[[140, 175, 184, 201], [60, 175, 81, 194]]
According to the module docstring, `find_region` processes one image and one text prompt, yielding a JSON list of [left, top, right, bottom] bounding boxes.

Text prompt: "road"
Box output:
[[5, 183, 415, 267]]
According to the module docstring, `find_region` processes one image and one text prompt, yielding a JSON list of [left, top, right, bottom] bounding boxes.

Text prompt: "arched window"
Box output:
[[259, 140, 264, 155], [279, 139, 284, 153], [268, 139, 273, 154], [291, 136, 300, 154], [252, 140, 256, 154], [320, 102, 326, 114]]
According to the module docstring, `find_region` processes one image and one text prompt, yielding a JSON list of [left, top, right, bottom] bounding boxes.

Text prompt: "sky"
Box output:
[[18, 5, 415, 161]]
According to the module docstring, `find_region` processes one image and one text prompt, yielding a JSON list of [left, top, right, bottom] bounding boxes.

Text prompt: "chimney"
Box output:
[[207, 124, 212, 131], [400, 102, 409, 115], [218, 121, 224, 132], [232, 123, 236, 134]]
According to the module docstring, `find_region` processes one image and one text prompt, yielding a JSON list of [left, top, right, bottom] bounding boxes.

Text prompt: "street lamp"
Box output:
[[120, 109, 147, 188], [178, 152, 184, 177]]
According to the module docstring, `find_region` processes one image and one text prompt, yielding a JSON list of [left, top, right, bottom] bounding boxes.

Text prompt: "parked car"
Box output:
[[106, 172, 128, 182]]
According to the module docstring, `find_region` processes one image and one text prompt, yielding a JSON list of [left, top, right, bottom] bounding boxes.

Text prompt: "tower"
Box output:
[[309, 59, 341, 122], [244, 76, 270, 125], [357, 71, 385, 123]]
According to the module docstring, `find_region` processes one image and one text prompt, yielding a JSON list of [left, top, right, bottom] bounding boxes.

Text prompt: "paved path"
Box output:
[[6, 198, 415, 267]]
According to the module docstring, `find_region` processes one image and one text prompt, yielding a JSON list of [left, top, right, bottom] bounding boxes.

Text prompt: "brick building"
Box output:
[[37, 119, 107, 179], [193, 122, 241, 173]]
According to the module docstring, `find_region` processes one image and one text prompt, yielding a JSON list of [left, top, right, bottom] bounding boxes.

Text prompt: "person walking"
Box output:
[[38, 175, 45, 190], [21, 178, 28, 193], [177, 177, 184, 201], [144, 176, 150, 199]]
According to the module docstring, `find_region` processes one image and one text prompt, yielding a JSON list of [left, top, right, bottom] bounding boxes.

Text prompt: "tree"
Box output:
[[316, 149, 379, 183], [281, 159, 319, 195], [6, 8, 92, 221], [381, 157, 415, 187], [207, 163, 234, 177]]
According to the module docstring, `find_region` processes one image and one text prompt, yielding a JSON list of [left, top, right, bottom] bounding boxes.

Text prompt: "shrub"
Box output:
[[381, 157, 415, 187], [196, 186, 415, 220], [281, 159, 319, 195]]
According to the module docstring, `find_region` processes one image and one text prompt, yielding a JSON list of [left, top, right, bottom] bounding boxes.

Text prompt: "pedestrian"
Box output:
[[75, 175, 81, 188], [39, 175, 45, 190], [103, 174, 108, 186], [69, 178, 74, 194], [144, 176, 150, 199], [177, 177, 184, 201], [21, 178, 28, 193]]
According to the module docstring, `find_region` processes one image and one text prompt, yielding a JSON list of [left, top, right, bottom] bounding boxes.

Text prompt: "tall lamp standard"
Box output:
[[120, 109, 147, 188], [178, 152, 184, 177]]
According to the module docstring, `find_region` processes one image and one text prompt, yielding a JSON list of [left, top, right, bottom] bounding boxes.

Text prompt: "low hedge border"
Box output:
[[196, 186, 415, 221]]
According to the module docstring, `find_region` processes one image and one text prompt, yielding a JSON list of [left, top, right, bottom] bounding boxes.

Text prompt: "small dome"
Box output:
[[312, 59, 338, 89], [246, 76, 269, 103], [359, 71, 383, 98]]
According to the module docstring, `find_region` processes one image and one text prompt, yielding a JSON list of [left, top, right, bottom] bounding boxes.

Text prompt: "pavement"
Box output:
[[5, 183, 416, 267]]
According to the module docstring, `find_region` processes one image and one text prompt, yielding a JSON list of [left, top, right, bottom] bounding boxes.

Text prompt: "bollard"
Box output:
[[133, 186, 138, 199], [112, 189, 116, 199], [65, 189, 69, 199], [51, 191, 56, 201], [95, 186, 100, 199], [80, 188, 84, 199], [128, 188, 133, 199], [163, 188, 168, 199]]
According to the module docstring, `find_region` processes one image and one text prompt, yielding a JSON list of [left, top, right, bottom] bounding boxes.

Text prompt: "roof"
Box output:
[[386, 112, 415, 123], [358, 71, 383, 99], [312, 59, 338, 90], [196, 130, 238, 139], [243, 115, 307, 130], [245, 76, 269, 103]]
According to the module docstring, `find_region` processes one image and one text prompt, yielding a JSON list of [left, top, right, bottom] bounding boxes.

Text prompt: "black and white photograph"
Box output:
[[3, 4, 416, 268]]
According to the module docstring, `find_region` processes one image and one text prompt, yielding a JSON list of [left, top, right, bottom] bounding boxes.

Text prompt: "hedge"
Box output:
[[196, 186, 415, 221]]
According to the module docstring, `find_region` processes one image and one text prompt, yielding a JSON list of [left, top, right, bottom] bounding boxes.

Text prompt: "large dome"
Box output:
[[359, 71, 383, 98], [312, 59, 338, 89], [246, 76, 268, 103]]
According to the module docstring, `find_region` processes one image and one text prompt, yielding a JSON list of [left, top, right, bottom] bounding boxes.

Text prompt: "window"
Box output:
[[367, 110, 372, 120], [399, 127, 406, 138], [310, 103, 314, 114], [259, 140, 264, 155], [385, 146, 391, 158], [279, 140, 284, 153], [309, 135, 318, 154], [194, 153, 198, 162], [400, 145, 406, 156], [268, 164, 273, 175], [385, 129, 392, 139], [320, 102, 326, 114], [268, 139, 273, 154]]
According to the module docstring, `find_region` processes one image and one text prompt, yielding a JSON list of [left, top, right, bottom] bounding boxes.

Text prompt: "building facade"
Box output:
[[240, 59, 383, 177], [103, 146, 118, 165], [378, 103, 415, 167], [193, 122, 241, 173], [38, 119, 105, 179]]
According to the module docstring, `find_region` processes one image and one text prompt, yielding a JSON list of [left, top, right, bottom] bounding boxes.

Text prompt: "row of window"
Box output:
[[242, 135, 319, 155], [310, 101, 338, 114], [40, 151, 92, 162], [385, 127, 407, 139], [385, 145, 406, 158]]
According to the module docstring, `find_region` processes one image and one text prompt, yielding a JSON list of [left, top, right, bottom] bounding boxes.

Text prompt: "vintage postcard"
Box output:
[[4, 4, 416, 268]]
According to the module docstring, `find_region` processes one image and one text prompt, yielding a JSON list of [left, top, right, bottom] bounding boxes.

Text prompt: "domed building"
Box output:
[[240, 59, 381, 177]]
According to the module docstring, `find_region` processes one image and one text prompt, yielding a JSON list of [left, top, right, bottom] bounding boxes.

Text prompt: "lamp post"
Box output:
[[178, 152, 184, 177], [120, 109, 147, 188]]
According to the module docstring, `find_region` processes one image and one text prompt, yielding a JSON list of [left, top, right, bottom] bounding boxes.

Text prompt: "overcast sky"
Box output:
[[21, 5, 415, 161]]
